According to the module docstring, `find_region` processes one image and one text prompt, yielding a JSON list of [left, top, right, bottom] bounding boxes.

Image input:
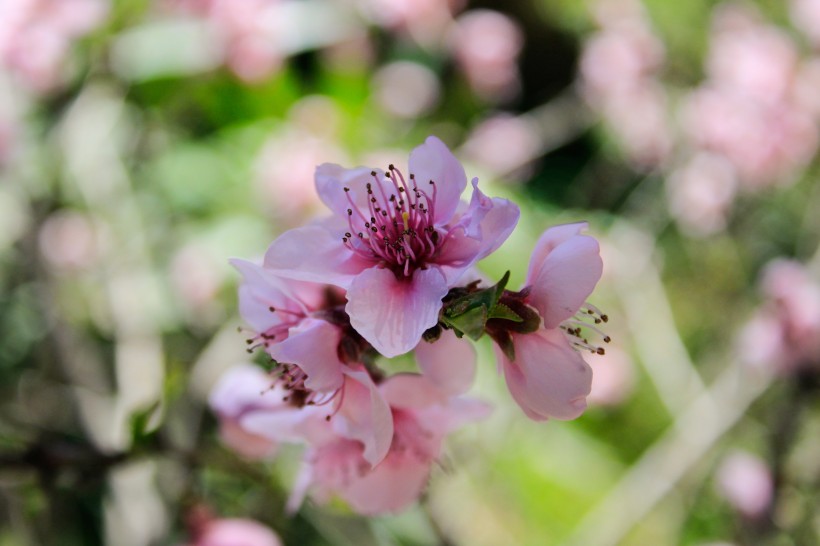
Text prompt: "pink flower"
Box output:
[[738, 259, 820, 374], [238, 364, 394, 467], [0, 0, 107, 93], [171, 0, 283, 82], [285, 332, 488, 515], [232, 259, 348, 398], [490, 222, 604, 420], [188, 517, 282, 546], [449, 10, 524, 102], [209, 364, 280, 459], [715, 451, 773, 519], [264, 136, 519, 357]]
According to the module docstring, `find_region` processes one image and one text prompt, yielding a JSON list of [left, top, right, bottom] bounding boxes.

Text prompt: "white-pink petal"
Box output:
[[528, 234, 603, 329], [525, 222, 589, 286], [346, 267, 449, 358], [414, 329, 476, 396], [408, 136, 467, 223], [334, 369, 394, 466], [263, 225, 371, 288], [265, 318, 345, 393], [501, 329, 593, 420]]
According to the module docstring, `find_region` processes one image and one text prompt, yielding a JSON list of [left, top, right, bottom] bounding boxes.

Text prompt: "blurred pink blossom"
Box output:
[[790, 0, 820, 46], [578, 1, 671, 168], [172, 0, 282, 82], [666, 153, 738, 237], [739, 260, 820, 374], [356, 0, 462, 47], [462, 113, 541, 178], [0, 0, 107, 93], [793, 57, 820, 121], [707, 4, 798, 104], [450, 10, 523, 102], [371, 61, 441, 119], [492, 222, 604, 420], [587, 344, 635, 407], [171, 244, 225, 313], [682, 87, 817, 188], [254, 129, 346, 225], [187, 516, 281, 546], [38, 210, 103, 272], [715, 451, 773, 519], [682, 4, 818, 189]]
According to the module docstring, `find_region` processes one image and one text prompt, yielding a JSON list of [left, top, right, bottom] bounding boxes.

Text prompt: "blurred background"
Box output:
[[1, 0, 820, 544]]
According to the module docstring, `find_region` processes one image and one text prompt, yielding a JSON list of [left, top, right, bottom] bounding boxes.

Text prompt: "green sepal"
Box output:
[[441, 271, 511, 341], [489, 302, 523, 322]]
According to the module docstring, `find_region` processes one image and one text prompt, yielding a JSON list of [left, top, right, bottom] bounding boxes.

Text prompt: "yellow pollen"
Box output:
[[402, 211, 410, 226]]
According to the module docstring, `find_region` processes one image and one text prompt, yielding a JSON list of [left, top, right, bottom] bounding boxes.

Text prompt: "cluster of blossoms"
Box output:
[[212, 136, 607, 514], [0, 0, 107, 94], [579, 0, 820, 237], [739, 259, 820, 377]]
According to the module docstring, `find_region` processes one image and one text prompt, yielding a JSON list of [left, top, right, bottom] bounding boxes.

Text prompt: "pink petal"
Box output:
[[266, 318, 345, 393], [346, 267, 449, 358], [333, 369, 394, 466], [218, 419, 278, 460], [239, 404, 328, 446], [408, 136, 467, 223], [436, 184, 520, 284], [339, 451, 431, 515], [526, 222, 589, 286], [231, 259, 310, 332], [208, 364, 276, 418], [263, 225, 371, 288], [501, 329, 593, 420], [315, 163, 385, 221], [528, 234, 603, 329], [414, 329, 476, 396], [198, 518, 282, 546], [380, 373, 447, 409]]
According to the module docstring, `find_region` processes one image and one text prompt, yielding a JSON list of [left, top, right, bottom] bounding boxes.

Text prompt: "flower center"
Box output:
[[340, 165, 443, 278], [277, 363, 340, 408]]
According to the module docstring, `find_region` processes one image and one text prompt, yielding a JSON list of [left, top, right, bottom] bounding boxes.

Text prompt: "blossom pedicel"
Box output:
[[215, 136, 608, 515]]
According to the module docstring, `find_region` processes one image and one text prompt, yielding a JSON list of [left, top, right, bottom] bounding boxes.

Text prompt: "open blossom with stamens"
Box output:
[[215, 363, 394, 468], [232, 259, 351, 402], [284, 332, 489, 515], [488, 222, 605, 420], [264, 136, 520, 357]]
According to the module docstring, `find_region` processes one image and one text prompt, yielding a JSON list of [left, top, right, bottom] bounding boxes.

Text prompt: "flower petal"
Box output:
[[408, 136, 467, 223], [208, 363, 276, 418], [333, 368, 394, 466], [339, 450, 431, 515], [414, 330, 476, 396], [528, 234, 603, 329], [500, 329, 592, 420], [346, 267, 448, 358], [266, 318, 345, 393], [379, 373, 447, 409], [263, 225, 372, 288], [315, 163, 381, 219], [526, 222, 589, 286], [436, 182, 520, 284], [231, 259, 314, 332]]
